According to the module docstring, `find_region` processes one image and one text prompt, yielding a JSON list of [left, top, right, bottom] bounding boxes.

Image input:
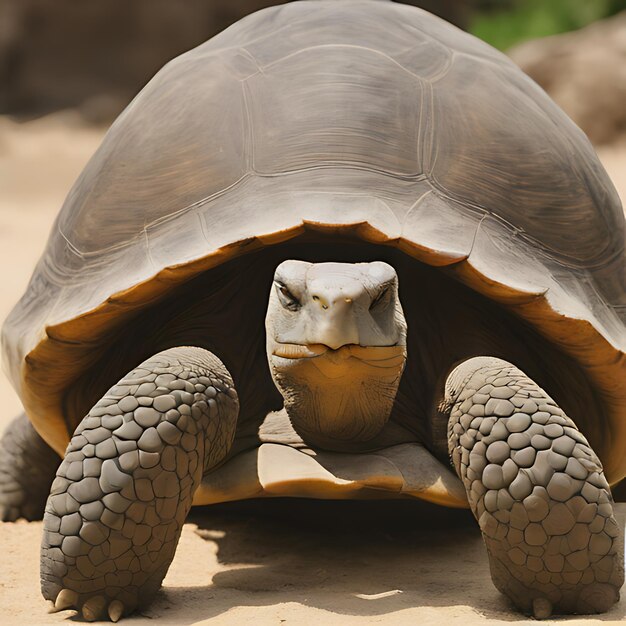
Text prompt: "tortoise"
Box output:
[[0, 0, 624, 621]]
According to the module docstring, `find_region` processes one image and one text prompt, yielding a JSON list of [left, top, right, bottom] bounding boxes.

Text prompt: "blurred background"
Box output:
[[0, 0, 625, 496], [0, 0, 625, 138]]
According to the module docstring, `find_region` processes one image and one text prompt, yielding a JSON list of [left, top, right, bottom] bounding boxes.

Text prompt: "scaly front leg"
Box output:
[[441, 357, 623, 618], [41, 347, 239, 621]]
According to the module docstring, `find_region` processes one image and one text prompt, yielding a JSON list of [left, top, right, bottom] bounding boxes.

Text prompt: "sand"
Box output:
[[0, 113, 624, 625]]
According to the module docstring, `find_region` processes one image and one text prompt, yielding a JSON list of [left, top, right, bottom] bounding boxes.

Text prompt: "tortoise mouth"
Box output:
[[271, 342, 405, 366]]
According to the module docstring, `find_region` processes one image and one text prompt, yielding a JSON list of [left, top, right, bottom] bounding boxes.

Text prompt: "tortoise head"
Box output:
[[265, 260, 407, 449]]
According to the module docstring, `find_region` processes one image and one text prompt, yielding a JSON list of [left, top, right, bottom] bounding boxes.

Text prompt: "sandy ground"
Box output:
[[0, 114, 625, 625]]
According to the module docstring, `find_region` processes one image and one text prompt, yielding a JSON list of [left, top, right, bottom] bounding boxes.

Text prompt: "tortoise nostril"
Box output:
[[311, 294, 329, 310], [311, 294, 354, 309]]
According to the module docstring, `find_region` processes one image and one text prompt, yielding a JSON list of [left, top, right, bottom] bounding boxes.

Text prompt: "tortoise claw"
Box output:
[[82, 595, 106, 622], [54, 588, 78, 611], [51, 588, 127, 622], [108, 599, 124, 622], [532, 597, 553, 619]]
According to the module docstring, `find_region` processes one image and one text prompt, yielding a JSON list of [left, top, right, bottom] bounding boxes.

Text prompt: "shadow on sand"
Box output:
[[137, 499, 624, 624]]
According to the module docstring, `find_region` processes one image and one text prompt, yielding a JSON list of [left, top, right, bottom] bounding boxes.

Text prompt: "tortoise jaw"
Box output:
[[271, 342, 405, 365], [271, 342, 329, 359], [270, 343, 407, 383]]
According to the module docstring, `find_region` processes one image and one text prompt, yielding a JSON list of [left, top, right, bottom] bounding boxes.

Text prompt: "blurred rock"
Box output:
[[0, 0, 470, 122], [509, 12, 626, 145]]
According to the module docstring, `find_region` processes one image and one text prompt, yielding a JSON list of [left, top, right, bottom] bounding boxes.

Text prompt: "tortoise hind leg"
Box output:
[[442, 357, 623, 617], [0, 412, 61, 521], [41, 347, 239, 622]]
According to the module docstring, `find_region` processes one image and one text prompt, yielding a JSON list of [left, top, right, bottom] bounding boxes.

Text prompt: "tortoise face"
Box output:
[[265, 260, 407, 448]]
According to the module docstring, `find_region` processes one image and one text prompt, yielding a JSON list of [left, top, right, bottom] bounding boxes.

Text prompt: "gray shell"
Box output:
[[2, 0, 625, 481]]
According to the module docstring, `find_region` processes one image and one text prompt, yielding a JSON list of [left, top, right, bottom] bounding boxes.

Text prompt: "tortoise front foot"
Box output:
[[0, 412, 60, 521], [444, 357, 624, 617], [41, 347, 239, 621]]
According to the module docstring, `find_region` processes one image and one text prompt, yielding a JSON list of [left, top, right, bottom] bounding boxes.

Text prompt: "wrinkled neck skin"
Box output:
[[269, 344, 407, 450], [266, 260, 408, 451]]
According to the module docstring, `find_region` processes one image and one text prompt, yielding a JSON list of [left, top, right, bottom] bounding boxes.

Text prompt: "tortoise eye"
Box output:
[[369, 285, 391, 311], [276, 283, 300, 311]]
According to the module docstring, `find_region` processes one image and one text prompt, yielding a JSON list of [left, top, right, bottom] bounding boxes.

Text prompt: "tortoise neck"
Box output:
[[268, 344, 407, 449]]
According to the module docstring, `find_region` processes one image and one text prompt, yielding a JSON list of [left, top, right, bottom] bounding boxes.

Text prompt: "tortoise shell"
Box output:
[[2, 0, 625, 486]]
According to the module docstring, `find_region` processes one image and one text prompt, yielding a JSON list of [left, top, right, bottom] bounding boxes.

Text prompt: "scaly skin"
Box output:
[[0, 412, 60, 521], [445, 357, 624, 618], [40, 347, 239, 622]]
